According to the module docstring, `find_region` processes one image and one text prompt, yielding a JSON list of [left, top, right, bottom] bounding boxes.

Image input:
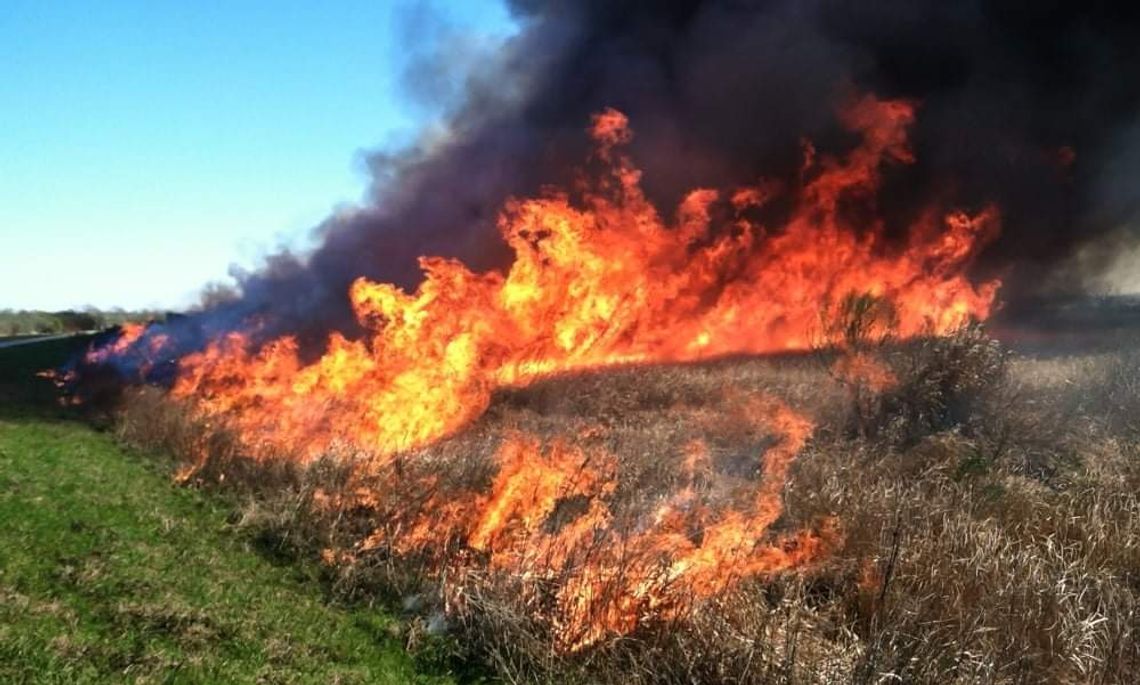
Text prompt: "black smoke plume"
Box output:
[[137, 1, 1140, 358]]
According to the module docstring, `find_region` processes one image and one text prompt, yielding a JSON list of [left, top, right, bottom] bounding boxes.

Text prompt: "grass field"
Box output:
[[114, 325, 1140, 683], [5, 326, 1140, 683], [0, 341, 459, 684]]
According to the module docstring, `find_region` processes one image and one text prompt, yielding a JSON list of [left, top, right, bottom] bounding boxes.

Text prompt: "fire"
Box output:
[[77, 94, 1001, 650], [40, 322, 166, 399], [83, 322, 147, 366], [165, 94, 998, 464], [350, 392, 833, 650]]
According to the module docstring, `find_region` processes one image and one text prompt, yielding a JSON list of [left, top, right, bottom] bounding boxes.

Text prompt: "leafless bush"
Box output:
[[872, 324, 1007, 444]]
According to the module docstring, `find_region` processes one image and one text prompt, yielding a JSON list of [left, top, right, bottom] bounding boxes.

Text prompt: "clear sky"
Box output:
[[0, 1, 517, 311]]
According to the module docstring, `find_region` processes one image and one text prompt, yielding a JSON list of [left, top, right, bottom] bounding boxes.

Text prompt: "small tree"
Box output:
[[816, 292, 898, 438]]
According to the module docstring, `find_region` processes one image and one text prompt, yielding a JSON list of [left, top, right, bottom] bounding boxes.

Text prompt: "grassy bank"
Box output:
[[0, 342, 456, 684], [8, 326, 1140, 682]]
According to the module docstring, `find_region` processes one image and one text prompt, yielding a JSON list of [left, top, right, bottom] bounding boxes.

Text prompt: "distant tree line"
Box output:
[[0, 307, 166, 337]]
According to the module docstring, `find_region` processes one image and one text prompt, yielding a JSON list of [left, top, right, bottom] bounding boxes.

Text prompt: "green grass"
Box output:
[[0, 342, 457, 684]]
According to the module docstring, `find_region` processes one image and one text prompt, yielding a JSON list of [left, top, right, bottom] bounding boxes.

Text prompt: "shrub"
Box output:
[[872, 323, 1007, 445]]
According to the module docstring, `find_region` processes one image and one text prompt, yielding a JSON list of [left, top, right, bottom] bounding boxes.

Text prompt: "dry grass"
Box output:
[[117, 331, 1140, 684]]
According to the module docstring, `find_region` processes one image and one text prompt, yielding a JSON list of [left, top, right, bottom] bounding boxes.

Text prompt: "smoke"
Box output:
[[196, 0, 1140, 348]]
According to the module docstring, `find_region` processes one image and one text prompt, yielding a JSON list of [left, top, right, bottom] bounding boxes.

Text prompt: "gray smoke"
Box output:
[[196, 0, 1140, 352]]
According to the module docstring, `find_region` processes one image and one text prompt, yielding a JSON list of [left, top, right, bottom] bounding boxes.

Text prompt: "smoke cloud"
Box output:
[[197, 0, 1140, 349]]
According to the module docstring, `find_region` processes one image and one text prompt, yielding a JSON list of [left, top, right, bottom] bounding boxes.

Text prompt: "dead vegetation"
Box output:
[[116, 327, 1140, 684]]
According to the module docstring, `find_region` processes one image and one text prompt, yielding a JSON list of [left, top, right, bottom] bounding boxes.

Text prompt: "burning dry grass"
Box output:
[[89, 100, 1026, 679], [115, 329, 1140, 684]]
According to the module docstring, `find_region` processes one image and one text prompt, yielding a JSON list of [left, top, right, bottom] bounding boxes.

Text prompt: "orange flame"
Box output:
[[350, 393, 831, 649], [170, 95, 998, 464], [84, 322, 146, 366], [116, 95, 1001, 650]]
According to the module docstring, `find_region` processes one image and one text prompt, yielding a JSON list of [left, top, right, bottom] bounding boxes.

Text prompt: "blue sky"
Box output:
[[0, 1, 517, 311]]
